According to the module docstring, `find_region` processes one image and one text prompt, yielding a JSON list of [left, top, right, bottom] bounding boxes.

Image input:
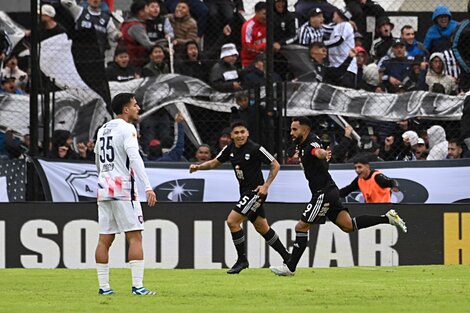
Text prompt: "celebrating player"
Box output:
[[189, 120, 290, 274], [270, 117, 407, 277], [94, 93, 157, 295]]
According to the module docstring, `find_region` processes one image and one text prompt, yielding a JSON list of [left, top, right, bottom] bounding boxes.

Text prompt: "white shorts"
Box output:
[[98, 200, 144, 234]]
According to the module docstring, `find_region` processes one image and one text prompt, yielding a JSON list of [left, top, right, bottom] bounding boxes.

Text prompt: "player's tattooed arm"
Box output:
[[255, 159, 280, 197]]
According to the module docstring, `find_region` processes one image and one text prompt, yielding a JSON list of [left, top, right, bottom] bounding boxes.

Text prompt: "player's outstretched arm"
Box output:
[[314, 146, 331, 161], [189, 159, 222, 173]]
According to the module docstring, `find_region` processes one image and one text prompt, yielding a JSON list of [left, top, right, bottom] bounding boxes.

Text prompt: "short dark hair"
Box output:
[[254, 1, 267, 12], [149, 44, 165, 56], [352, 153, 377, 165], [400, 25, 414, 34], [309, 41, 325, 50], [230, 120, 249, 130], [131, 0, 147, 15], [448, 138, 462, 146], [292, 116, 312, 129], [197, 143, 211, 150], [111, 93, 135, 115]]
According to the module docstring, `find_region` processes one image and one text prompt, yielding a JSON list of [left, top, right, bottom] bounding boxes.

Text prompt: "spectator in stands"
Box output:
[[415, 137, 428, 160], [3, 129, 27, 160], [297, 8, 331, 46], [400, 25, 429, 60], [168, 0, 200, 52], [204, 0, 243, 44], [120, 0, 154, 69], [447, 138, 464, 159], [209, 43, 242, 92], [299, 41, 355, 85], [60, 0, 121, 55], [379, 38, 415, 93], [294, 0, 338, 25], [396, 130, 419, 161], [1, 55, 27, 91], [48, 130, 87, 160], [166, 0, 208, 38], [230, 92, 267, 143], [355, 46, 375, 91], [339, 153, 399, 203], [211, 127, 231, 156], [452, 3, 470, 92], [273, 0, 296, 79], [145, 113, 185, 161], [38, 4, 67, 42], [175, 40, 209, 82], [331, 125, 357, 163], [190, 143, 212, 162], [141, 44, 170, 77], [426, 52, 458, 95], [424, 5, 459, 54], [0, 77, 26, 95], [354, 31, 363, 47], [404, 56, 427, 92], [345, 0, 384, 35], [426, 125, 448, 160], [147, 0, 174, 44], [324, 8, 357, 88], [371, 16, 395, 61], [106, 47, 139, 82], [241, 2, 268, 68], [241, 53, 281, 90]]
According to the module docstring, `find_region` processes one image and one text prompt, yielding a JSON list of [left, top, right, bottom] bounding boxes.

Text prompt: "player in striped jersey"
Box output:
[[270, 117, 407, 277], [189, 120, 290, 274], [94, 93, 157, 296]]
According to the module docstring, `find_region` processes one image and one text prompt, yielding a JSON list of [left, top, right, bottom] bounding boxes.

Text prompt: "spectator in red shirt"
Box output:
[[241, 2, 268, 68]]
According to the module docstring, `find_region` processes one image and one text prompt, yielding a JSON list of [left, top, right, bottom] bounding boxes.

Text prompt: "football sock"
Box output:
[[97, 263, 110, 290], [287, 231, 308, 272], [352, 216, 389, 231], [262, 228, 290, 262], [130, 260, 145, 288], [231, 229, 247, 261]]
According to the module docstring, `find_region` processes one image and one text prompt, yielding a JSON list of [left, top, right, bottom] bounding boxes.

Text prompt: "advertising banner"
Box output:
[[1, 202, 469, 269], [37, 159, 470, 203]]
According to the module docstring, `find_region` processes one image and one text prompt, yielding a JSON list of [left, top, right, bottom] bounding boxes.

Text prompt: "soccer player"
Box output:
[[339, 154, 400, 203], [189, 120, 290, 274], [94, 93, 157, 295], [270, 117, 407, 277]]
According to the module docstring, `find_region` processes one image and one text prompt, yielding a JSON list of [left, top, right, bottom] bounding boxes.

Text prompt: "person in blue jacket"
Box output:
[[145, 112, 186, 161], [423, 5, 459, 54]]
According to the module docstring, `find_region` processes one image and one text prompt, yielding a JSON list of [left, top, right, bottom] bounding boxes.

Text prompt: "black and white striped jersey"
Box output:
[[297, 22, 334, 46], [216, 139, 275, 195]]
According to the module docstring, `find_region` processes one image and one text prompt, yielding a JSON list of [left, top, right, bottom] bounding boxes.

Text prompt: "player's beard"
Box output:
[[293, 135, 303, 145]]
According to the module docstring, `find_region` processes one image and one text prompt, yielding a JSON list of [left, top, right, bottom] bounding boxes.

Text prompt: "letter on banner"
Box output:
[[144, 220, 179, 268], [313, 222, 354, 267], [194, 221, 221, 269], [63, 220, 98, 268], [358, 225, 398, 266], [444, 213, 470, 264], [20, 220, 61, 268]]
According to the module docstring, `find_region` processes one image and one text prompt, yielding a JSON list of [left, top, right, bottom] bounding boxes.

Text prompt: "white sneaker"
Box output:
[[386, 209, 407, 233], [270, 263, 295, 276]]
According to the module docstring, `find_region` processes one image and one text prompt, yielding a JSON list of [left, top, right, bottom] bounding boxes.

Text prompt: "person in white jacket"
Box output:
[[427, 125, 448, 160]]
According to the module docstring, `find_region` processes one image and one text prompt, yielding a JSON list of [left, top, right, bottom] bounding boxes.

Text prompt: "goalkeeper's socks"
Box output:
[[130, 259, 145, 288], [262, 228, 290, 262], [97, 263, 111, 291], [352, 216, 389, 231], [287, 231, 308, 272], [231, 229, 247, 260]]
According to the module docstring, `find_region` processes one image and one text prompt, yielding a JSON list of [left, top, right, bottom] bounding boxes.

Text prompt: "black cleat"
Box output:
[[227, 259, 249, 274]]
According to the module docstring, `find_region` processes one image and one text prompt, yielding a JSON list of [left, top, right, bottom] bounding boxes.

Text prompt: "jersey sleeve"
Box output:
[[123, 124, 139, 151], [308, 138, 323, 158], [216, 144, 230, 163]]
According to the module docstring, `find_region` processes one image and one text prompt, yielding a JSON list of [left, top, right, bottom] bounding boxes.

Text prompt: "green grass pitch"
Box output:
[[1, 265, 469, 313]]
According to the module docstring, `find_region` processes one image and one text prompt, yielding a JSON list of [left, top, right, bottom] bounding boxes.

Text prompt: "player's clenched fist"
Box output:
[[189, 164, 199, 173]]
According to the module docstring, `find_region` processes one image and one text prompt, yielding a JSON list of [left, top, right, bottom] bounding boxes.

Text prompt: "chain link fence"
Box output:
[[0, 0, 468, 163]]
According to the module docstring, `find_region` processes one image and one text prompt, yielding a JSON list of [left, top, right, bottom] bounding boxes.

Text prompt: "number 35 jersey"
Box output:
[[95, 119, 140, 201]]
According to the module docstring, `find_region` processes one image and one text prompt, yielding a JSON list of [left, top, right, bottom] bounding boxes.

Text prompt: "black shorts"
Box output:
[[301, 187, 348, 224], [233, 191, 267, 223]]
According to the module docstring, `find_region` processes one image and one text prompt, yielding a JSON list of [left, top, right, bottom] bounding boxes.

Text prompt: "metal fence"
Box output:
[[0, 0, 469, 168]]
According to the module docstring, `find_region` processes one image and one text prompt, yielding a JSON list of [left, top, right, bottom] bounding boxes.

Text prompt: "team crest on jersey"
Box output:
[[138, 215, 144, 224], [245, 153, 250, 160], [230, 153, 234, 157], [99, 18, 105, 25]]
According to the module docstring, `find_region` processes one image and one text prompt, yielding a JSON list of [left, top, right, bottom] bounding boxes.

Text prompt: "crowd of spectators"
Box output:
[[0, 0, 469, 163]]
